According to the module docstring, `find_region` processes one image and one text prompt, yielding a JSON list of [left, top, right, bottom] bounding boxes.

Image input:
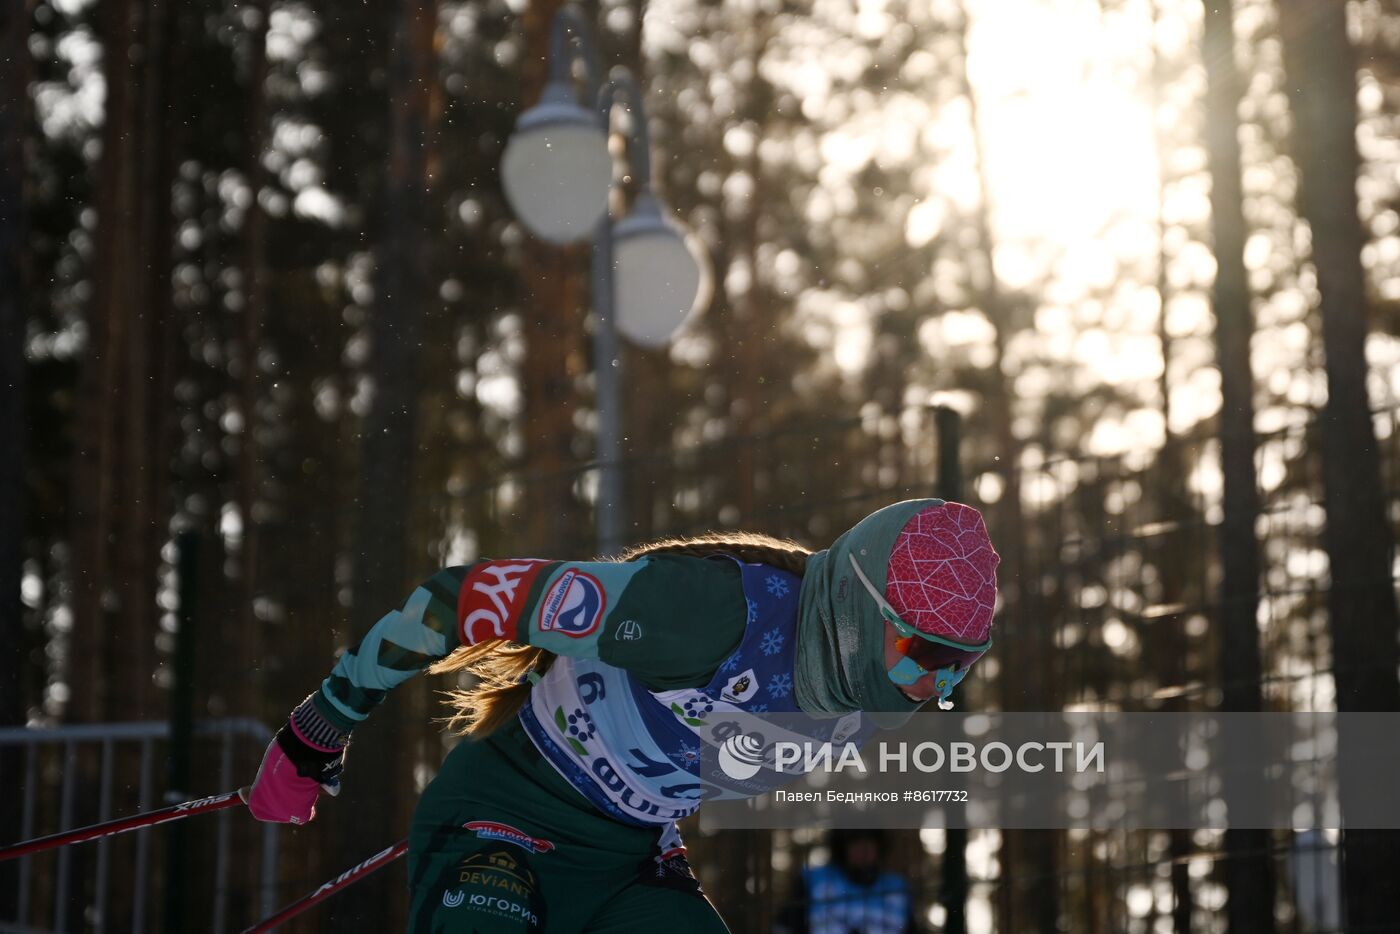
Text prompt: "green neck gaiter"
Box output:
[[794, 499, 944, 721]]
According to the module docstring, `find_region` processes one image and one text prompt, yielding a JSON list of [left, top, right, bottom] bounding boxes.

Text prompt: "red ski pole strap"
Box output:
[[0, 790, 246, 863], [240, 838, 409, 934]]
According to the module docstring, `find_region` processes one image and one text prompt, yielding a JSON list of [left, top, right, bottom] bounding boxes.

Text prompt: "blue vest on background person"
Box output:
[[802, 863, 911, 934], [520, 559, 868, 826]]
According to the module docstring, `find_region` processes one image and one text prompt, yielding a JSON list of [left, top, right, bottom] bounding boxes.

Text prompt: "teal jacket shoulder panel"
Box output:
[[315, 565, 470, 732]]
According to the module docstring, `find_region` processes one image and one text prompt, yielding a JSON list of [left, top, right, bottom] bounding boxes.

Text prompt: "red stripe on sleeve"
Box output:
[[457, 559, 550, 645]]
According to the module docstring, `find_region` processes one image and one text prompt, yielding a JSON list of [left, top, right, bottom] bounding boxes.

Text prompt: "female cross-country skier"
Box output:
[[245, 498, 999, 932]]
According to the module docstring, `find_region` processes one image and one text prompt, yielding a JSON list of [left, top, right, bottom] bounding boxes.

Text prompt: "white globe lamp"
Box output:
[[500, 80, 612, 245], [611, 193, 709, 348]]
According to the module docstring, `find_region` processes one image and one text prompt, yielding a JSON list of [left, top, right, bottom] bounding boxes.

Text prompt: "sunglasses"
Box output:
[[848, 553, 992, 710]]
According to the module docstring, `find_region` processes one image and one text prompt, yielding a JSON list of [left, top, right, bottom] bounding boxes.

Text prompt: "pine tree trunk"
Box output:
[[0, 0, 28, 725], [237, 0, 270, 730], [70, 0, 133, 728], [0, 0, 31, 918], [69, 0, 178, 727], [1275, 2, 1400, 929], [935, 409, 970, 934], [953, 6, 1058, 929], [126, 0, 175, 725], [732, 19, 771, 523], [331, 0, 436, 927], [519, 0, 586, 556], [1199, 2, 1275, 929], [1150, 9, 1200, 918], [63, 0, 179, 922]]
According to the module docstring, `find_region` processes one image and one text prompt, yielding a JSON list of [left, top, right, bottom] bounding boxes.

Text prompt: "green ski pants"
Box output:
[[406, 720, 730, 933]]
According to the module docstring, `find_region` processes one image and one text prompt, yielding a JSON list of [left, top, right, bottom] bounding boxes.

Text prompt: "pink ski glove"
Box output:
[[246, 697, 348, 824]]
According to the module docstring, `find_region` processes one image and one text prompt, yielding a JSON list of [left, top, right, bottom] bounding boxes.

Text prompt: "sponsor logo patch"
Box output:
[[615, 618, 644, 641], [457, 849, 537, 893], [720, 669, 759, 703], [459, 560, 549, 645], [442, 889, 465, 908], [464, 820, 556, 854], [455, 849, 543, 927], [537, 568, 606, 638]]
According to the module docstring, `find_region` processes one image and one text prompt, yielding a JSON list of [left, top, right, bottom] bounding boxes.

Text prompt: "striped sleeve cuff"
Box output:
[[291, 693, 350, 751]]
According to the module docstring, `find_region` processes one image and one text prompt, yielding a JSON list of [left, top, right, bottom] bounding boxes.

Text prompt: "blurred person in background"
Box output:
[[776, 829, 918, 934]]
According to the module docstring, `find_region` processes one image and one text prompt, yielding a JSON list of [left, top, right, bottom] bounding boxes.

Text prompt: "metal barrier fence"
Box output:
[[0, 719, 279, 934]]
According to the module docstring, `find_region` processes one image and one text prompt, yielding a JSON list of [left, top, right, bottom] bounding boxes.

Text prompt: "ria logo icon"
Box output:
[[718, 732, 765, 781]]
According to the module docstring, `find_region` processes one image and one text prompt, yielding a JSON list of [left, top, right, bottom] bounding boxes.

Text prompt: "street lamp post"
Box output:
[[501, 7, 707, 556]]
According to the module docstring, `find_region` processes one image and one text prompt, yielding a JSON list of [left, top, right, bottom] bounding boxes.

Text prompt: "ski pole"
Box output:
[[240, 838, 408, 934], [0, 789, 247, 863]]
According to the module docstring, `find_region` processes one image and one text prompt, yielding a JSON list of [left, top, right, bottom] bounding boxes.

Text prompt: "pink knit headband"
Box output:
[[885, 502, 999, 643]]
